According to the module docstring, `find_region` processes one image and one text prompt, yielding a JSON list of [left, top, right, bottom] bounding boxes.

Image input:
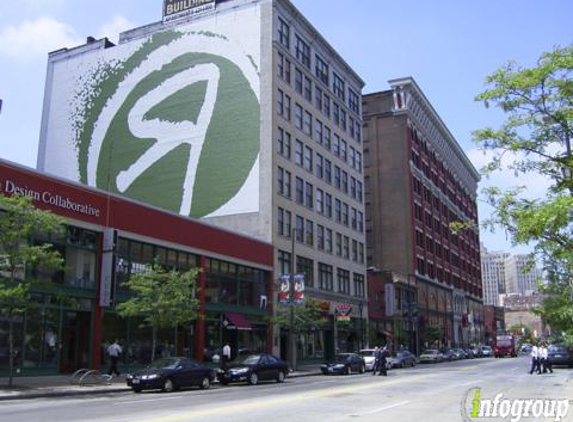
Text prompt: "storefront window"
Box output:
[[22, 306, 59, 369]]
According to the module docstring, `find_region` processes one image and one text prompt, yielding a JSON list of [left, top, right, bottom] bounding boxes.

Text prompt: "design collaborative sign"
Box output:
[[1, 179, 102, 218], [163, 0, 216, 22]]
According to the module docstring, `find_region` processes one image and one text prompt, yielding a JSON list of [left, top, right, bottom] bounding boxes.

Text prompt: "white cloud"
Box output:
[[0, 17, 82, 61], [96, 15, 135, 44]]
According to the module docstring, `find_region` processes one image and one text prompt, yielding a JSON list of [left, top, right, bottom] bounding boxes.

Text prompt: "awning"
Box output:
[[223, 313, 252, 331], [379, 329, 395, 339]]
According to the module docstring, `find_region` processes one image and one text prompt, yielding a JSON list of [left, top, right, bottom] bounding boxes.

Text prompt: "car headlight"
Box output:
[[231, 368, 249, 375], [142, 374, 159, 380], [334, 364, 345, 369]]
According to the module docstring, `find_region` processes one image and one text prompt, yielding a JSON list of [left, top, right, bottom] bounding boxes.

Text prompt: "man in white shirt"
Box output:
[[540, 343, 553, 374], [222, 343, 231, 370], [107, 339, 122, 376], [529, 343, 540, 375]]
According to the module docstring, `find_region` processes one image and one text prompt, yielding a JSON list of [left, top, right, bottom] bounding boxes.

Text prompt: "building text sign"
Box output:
[[163, 0, 216, 22]]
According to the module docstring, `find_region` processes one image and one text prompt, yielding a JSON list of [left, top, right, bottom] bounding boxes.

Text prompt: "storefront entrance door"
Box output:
[[60, 311, 91, 373]]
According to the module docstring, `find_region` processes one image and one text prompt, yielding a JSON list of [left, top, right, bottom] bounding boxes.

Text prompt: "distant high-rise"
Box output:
[[480, 245, 509, 306], [504, 254, 543, 296]]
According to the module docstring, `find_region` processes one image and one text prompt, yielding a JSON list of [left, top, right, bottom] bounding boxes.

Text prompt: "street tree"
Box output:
[[116, 262, 200, 362], [473, 45, 573, 344], [0, 194, 64, 387]]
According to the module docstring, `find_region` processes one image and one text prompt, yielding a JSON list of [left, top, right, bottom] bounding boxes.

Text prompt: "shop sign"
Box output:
[[163, 0, 215, 22], [335, 303, 353, 321], [1, 179, 102, 218]]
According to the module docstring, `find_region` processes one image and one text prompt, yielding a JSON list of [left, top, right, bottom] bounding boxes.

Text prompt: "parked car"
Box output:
[[388, 351, 417, 368], [358, 349, 377, 371], [419, 349, 444, 363], [547, 345, 573, 367], [218, 353, 288, 385], [520, 344, 533, 355], [481, 345, 494, 357], [468, 346, 482, 358], [452, 348, 468, 359], [321, 353, 366, 375], [126, 357, 215, 393], [442, 349, 458, 361]]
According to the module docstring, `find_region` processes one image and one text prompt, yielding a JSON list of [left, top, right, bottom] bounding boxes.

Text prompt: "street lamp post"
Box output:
[[358, 301, 364, 350], [288, 227, 297, 371]]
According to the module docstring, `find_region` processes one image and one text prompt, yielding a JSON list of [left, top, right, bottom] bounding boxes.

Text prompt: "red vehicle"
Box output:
[[494, 334, 517, 358]]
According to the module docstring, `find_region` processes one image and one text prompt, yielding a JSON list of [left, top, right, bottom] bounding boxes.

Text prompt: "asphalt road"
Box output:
[[2, 356, 572, 422]]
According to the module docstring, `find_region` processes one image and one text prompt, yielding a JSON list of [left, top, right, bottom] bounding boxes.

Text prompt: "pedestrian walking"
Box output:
[[372, 347, 381, 376], [540, 343, 553, 374], [107, 339, 122, 376], [529, 343, 541, 375], [222, 342, 232, 371], [379, 346, 389, 376]]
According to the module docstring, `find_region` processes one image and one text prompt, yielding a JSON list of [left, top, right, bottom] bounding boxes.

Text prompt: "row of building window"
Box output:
[[277, 207, 365, 264], [278, 18, 360, 115], [277, 169, 364, 232], [277, 250, 365, 296], [277, 52, 362, 143], [278, 127, 363, 196]]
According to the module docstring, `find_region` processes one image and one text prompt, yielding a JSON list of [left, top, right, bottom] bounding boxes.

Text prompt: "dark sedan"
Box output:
[[548, 345, 573, 367], [388, 351, 417, 368], [218, 353, 289, 385], [321, 353, 366, 375], [126, 357, 215, 393]]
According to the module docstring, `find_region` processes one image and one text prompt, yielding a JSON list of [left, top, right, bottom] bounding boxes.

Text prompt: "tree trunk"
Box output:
[[151, 327, 157, 363], [8, 314, 14, 388]]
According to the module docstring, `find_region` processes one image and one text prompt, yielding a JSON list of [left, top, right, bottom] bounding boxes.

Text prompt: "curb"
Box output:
[[0, 371, 322, 401]]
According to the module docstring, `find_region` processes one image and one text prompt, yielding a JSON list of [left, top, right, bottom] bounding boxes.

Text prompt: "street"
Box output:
[[1, 357, 572, 422]]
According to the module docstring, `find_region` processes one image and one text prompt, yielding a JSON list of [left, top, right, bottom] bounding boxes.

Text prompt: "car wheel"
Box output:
[[162, 378, 175, 393], [132, 387, 142, 393], [248, 372, 259, 385], [200, 376, 211, 390], [345, 365, 352, 375], [277, 371, 286, 383]]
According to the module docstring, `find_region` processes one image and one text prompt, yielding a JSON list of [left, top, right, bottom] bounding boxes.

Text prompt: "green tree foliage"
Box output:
[[116, 262, 200, 362], [474, 45, 573, 343], [0, 194, 64, 387], [270, 300, 328, 335]]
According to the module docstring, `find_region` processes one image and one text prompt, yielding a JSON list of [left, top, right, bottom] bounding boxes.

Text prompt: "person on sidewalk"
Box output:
[[222, 342, 232, 371], [540, 343, 553, 374], [107, 339, 122, 377], [372, 346, 381, 376], [529, 342, 540, 375], [379, 346, 389, 376]]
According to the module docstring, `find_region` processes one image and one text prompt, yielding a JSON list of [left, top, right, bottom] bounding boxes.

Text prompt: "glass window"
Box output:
[[305, 182, 313, 208], [304, 111, 312, 136], [304, 76, 312, 101], [315, 86, 323, 111], [295, 177, 304, 204], [305, 219, 314, 246], [333, 72, 345, 101], [315, 119, 323, 145], [316, 188, 324, 214], [315, 54, 329, 86], [324, 159, 332, 183], [337, 268, 350, 294], [325, 193, 332, 218], [315, 153, 324, 179], [323, 126, 331, 150], [278, 17, 290, 48], [295, 68, 303, 94], [295, 103, 303, 130], [317, 225, 325, 250], [295, 139, 303, 165], [295, 35, 311, 68], [296, 216, 304, 242], [296, 256, 314, 288], [318, 263, 333, 291], [349, 89, 360, 114], [325, 229, 333, 253], [278, 127, 291, 159]]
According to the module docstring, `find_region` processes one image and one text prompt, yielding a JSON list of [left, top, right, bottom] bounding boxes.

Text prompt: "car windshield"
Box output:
[[423, 350, 437, 355], [147, 358, 179, 369], [359, 350, 375, 357], [236, 355, 261, 365], [549, 345, 568, 353], [332, 354, 350, 363]]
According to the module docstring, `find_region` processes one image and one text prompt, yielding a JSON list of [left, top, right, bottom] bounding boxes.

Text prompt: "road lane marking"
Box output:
[[349, 400, 411, 417]]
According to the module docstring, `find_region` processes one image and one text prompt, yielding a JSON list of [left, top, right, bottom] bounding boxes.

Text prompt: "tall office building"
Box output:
[[37, 0, 366, 359], [363, 77, 483, 349], [480, 245, 509, 306], [504, 254, 543, 296]]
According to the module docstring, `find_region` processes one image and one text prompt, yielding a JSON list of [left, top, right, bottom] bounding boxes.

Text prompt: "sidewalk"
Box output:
[[0, 363, 323, 401]]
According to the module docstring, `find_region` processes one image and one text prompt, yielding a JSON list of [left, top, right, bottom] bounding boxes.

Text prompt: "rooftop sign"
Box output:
[[163, 0, 216, 22]]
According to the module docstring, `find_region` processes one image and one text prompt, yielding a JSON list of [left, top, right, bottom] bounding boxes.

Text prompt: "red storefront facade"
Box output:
[[0, 160, 274, 374]]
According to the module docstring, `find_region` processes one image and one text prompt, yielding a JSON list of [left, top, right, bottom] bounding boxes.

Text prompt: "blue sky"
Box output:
[[0, 0, 571, 254]]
